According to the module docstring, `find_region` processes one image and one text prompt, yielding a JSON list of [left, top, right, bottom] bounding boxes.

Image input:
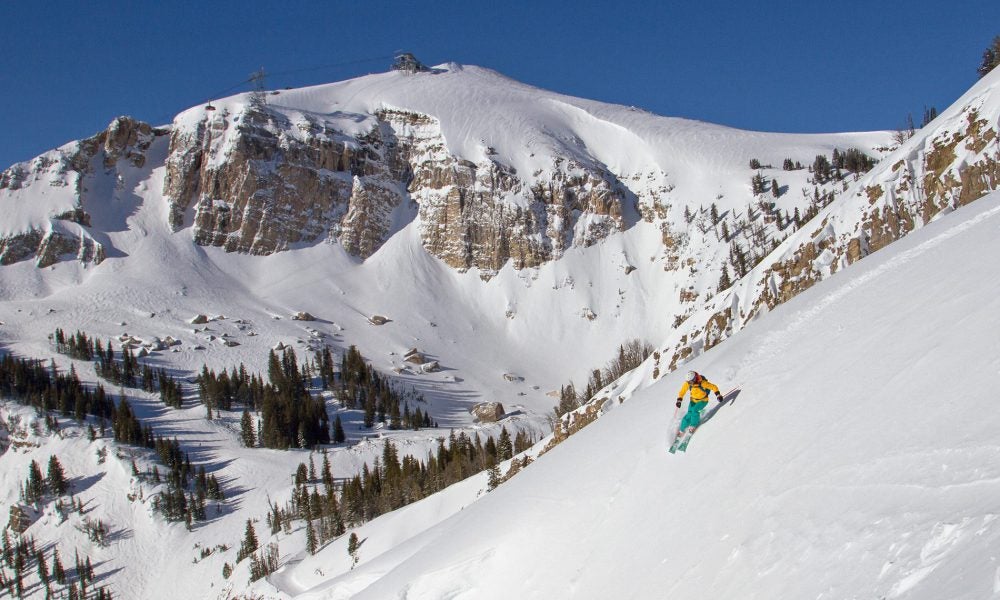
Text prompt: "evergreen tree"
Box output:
[[36, 549, 49, 584], [978, 35, 1000, 79], [921, 105, 938, 127], [486, 463, 501, 492], [25, 460, 45, 503], [322, 451, 335, 493], [240, 410, 255, 447], [333, 415, 346, 443], [52, 548, 66, 585], [811, 154, 832, 183], [47, 455, 68, 496], [553, 384, 579, 418], [238, 519, 259, 562], [305, 518, 318, 555], [497, 427, 513, 461], [770, 179, 780, 198], [717, 264, 732, 292]]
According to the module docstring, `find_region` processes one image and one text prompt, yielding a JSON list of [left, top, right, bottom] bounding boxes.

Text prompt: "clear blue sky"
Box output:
[[1, 1, 998, 169]]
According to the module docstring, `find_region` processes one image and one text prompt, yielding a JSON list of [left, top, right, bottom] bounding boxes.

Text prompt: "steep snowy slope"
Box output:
[[267, 192, 1000, 599]]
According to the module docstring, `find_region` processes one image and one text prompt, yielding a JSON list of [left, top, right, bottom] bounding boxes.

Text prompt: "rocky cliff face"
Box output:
[[0, 116, 165, 267], [656, 76, 1000, 372], [162, 104, 396, 257], [162, 102, 627, 276], [761, 103, 999, 310], [386, 109, 626, 274]]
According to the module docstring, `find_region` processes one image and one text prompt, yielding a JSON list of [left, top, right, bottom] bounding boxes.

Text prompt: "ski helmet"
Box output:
[[685, 370, 696, 382]]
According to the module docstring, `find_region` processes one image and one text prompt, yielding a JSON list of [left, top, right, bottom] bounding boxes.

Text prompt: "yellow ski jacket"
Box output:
[[677, 377, 720, 404]]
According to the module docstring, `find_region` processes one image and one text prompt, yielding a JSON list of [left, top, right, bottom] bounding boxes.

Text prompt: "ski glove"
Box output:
[[716, 392, 723, 402], [675, 398, 682, 408]]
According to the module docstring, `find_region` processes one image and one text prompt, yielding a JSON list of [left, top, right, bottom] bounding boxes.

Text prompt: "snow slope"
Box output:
[[1, 62, 994, 600], [264, 192, 1000, 599]]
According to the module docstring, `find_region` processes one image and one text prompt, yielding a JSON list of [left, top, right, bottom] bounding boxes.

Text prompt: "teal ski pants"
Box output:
[[680, 400, 709, 431]]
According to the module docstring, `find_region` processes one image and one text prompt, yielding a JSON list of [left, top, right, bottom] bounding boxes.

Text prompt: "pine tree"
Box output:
[[486, 463, 501, 491], [238, 519, 259, 562], [36, 549, 49, 584], [811, 154, 832, 183], [322, 450, 335, 493], [26, 460, 45, 503], [921, 106, 938, 127], [771, 179, 780, 198], [717, 264, 732, 292], [333, 415, 346, 443], [497, 427, 513, 461], [240, 410, 255, 447], [47, 455, 68, 496], [52, 548, 66, 585], [978, 35, 1000, 79], [305, 518, 318, 555]]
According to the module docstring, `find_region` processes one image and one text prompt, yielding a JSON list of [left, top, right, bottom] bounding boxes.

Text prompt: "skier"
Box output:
[[675, 370, 723, 435]]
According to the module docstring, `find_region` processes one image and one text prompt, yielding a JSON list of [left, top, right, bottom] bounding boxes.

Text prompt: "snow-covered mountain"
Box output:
[[252, 190, 1000, 600], [1, 60, 999, 600]]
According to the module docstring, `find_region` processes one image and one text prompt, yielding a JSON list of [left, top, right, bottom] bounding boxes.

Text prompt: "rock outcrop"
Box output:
[[471, 402, 505, 423], [658, 78, 1000, 373], [0, 116, 165, 267], [163, 105, 395, 257], [163, 103, 627, 277]]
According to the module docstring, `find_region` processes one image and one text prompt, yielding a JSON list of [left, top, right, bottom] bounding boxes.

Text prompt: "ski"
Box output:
[[677, 428, 696, 452], [668, 426, 694, 454]]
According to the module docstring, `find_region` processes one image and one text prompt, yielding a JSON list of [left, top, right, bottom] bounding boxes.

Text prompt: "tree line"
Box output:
[[0, 531, 110, 599], [554, 339, 653, 418], [52, 329, 182, 408], [2, 346, 223, 531], [234, 427, 533, 575], [52, 328, 440, 451]]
